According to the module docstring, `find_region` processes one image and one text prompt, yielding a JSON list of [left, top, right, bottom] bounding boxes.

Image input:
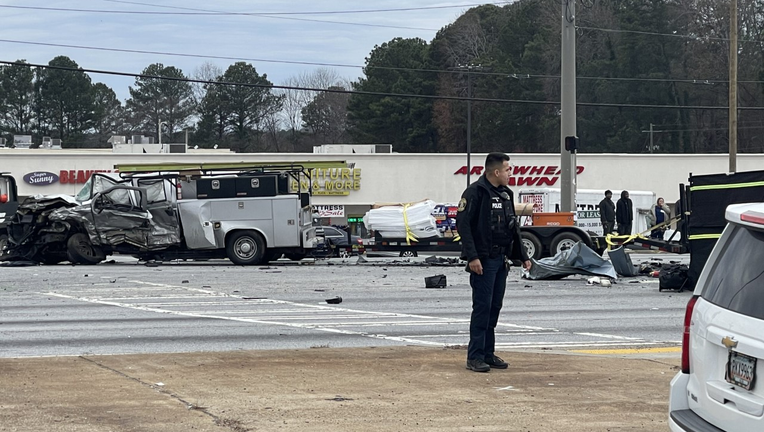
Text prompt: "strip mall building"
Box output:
[[2, 148, 762, 235]]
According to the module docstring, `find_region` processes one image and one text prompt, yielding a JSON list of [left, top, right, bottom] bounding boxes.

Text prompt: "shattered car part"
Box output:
[[5, 183, 181, 264], [522, 241, 618, 280]]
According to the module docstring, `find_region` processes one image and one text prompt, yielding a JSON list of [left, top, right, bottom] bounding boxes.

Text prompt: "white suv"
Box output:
[[669, 203, 764, 431]]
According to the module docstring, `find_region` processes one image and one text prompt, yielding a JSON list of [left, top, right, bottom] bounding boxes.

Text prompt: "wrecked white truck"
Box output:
[[3, 162, 343, 265]]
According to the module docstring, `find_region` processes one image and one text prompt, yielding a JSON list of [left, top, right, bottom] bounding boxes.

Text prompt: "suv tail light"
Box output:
[[740, 210, 764, 225], [681, 295, 700, 374]]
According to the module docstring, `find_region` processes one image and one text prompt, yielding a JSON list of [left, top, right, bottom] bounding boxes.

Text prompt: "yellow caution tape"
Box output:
[[605, 233, 648, 247], [606, 213, 685, 249]]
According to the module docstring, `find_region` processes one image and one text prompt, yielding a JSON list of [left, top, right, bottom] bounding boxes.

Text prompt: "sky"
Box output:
[[0, 1, 506, 102]]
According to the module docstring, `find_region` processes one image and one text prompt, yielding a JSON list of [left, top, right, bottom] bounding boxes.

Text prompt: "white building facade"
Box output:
[[2, 149, 762, 233]]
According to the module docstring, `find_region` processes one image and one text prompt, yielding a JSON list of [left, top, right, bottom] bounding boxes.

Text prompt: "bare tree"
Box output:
[[191, 62, 223, 107], [261, 109, 283, 152], [279, 68, 345, 151]]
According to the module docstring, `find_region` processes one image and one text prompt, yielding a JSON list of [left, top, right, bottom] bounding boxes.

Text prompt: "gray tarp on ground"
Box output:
[[522, 241, 618, 280], [607, 246, 641, 277]]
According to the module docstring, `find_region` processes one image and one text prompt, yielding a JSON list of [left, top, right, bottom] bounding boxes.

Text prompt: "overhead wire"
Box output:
[[4, 59, 764, 111], [96, 0, 516, 15], [648, 125, 764, 133], [3, 3, 763, 83], [2, 38, 763, 85], [0, 4, 440, 31], [578, 25, 764, 44], [0, 2, 518, 32]]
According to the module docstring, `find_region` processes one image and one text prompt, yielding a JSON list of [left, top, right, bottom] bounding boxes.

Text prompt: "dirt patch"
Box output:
[[0, 347, 678, 432]]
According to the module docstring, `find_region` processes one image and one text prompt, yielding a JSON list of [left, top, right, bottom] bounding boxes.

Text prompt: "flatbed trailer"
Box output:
[[363, 225, 606, 259]]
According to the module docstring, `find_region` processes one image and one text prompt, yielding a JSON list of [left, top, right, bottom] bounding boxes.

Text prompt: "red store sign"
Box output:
[[454, 165, 585, 187], [59, 169, 116, 184]]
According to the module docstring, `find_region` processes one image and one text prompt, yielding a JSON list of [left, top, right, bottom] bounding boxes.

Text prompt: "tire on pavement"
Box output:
[[226, 230, 265, 265], [66, 233, 105, 265]]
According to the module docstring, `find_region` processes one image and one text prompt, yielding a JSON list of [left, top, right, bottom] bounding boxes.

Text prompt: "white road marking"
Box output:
[[38, 279, 671, 350], [574, 332, 642, 340]]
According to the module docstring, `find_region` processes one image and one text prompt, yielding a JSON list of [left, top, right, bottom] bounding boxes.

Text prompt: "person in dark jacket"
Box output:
[[616, 190, 633, 235], [598, 190, 616, 235], [456, 152, 531, 373]]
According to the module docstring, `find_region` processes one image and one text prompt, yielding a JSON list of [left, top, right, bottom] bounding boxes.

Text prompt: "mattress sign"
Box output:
[[23, 171, 60, 186], [314, 205, 345, 217]]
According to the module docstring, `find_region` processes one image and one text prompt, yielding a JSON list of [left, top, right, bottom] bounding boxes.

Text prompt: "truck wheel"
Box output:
[[67, 233, 105, 265], [226, 231, 265, 265], [520, 232, 542, 260], [399, 250, 418, 258], [550, 232, 583, 256], [285, 253, 306, 261]]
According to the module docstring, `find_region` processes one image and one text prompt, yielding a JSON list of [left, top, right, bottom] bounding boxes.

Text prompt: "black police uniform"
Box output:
[[456, 174, 528, 364]]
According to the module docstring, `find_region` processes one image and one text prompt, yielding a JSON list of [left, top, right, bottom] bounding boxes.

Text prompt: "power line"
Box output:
[[3, 38, 764, 85], [578, 25, 764, 44], [646, 125, 764, 133], [652, 119, 764, 128], [0, 2, 515, 32], [4, 59, 764, 111], [97, 0, 514, 15], [0, 4, 439, 31]]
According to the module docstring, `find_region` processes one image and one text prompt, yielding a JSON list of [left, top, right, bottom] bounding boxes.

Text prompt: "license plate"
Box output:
[[726, 351, 757, 391]]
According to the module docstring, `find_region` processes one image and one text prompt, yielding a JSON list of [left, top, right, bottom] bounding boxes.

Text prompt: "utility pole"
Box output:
[[467, 69, 473, 189], [729, 0, 738, 173], [560, 0, 577, 212], [641, 123, 663, 151], [450, 64, 487, 188]]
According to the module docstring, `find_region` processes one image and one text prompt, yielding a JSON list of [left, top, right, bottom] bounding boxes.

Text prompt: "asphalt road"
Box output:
[[0, 253, 692, 358]]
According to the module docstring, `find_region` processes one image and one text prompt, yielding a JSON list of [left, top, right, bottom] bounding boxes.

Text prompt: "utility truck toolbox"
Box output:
[[196, 178, 237, 199], [234, 176, 278, 197]]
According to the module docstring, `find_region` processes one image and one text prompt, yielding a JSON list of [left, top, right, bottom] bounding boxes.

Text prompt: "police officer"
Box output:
[[456, 152, 531, 372]]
